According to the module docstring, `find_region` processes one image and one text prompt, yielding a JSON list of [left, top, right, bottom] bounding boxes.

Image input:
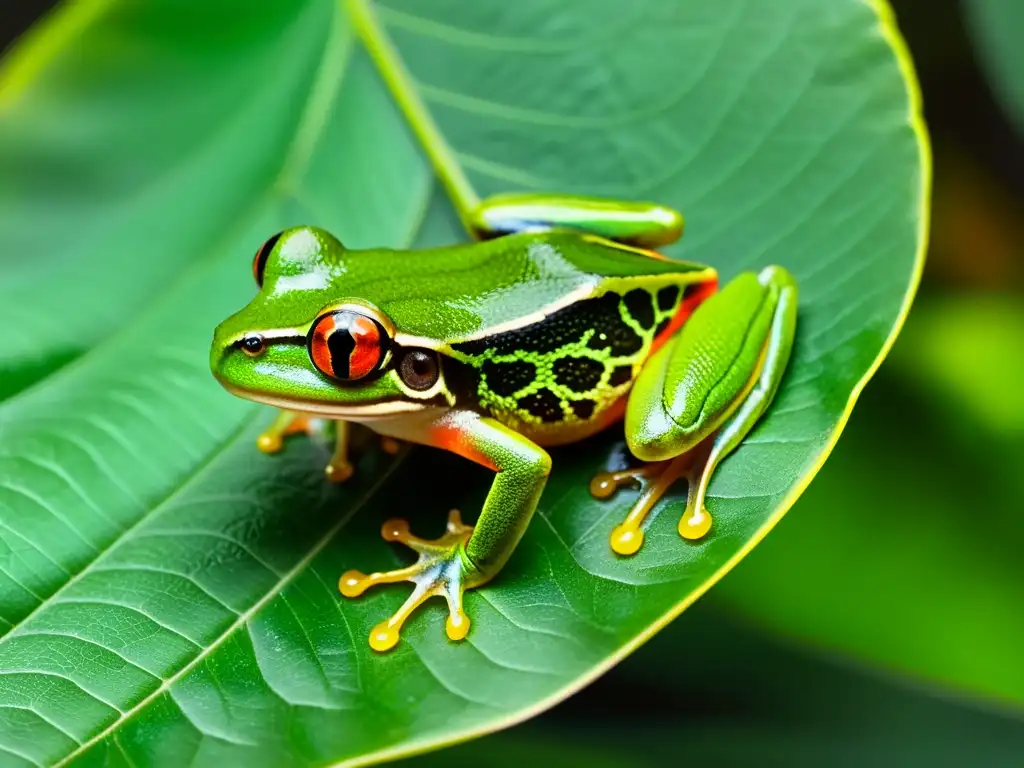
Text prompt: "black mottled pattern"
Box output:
[[450, 336, 490, 357], [657, 284, 680, 311], [654, 317, 671, 338], [569, 399, 596, 420], [584, 307, 644, 356], [482, 359, 536, 397], [518, 389, 564, 423], [452, 292, 642, 358], [552, 356, 604, 392], [623, 288, 655, 330], [608, 364, 633, 387], [326, 328, 355, 379]]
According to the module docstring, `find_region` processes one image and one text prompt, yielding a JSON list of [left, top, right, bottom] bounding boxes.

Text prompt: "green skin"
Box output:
[[210, 193, 797, 651]]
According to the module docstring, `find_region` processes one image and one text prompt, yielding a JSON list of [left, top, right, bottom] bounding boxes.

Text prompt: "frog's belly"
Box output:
[[346, 396, 628, 450], [345, 406, 451, 445]]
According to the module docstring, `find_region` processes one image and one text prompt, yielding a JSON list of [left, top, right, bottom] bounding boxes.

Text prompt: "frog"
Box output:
[[210, 193, 798, 653]]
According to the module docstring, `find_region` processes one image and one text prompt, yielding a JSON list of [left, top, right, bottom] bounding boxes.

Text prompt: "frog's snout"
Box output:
[[209, 324, 232, 381]]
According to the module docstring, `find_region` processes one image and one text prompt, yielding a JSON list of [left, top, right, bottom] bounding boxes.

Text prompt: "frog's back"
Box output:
[[373, 232, 713, 445], [345, 231, 709, 342]]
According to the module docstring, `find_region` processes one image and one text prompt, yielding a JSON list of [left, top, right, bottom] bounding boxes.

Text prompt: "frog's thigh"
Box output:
[[626, 266, 797, 462], [608, 267, 796, 552], [432, 411, 553, 577]]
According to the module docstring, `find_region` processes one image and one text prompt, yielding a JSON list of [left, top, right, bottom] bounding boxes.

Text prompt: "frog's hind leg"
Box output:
[[468, 192, 684, 248], [599, 266, 798, 555], [256, 410, 355, 483]]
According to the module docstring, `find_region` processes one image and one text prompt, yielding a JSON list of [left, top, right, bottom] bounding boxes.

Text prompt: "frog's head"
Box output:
[[210, 226, 451, 420]]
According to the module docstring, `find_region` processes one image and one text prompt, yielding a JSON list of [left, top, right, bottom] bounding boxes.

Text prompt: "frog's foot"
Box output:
[[257, 411, 356, 483], [590, 449, 711, 556], [256, 410, 327, 454], [588, 462, 664, 500], [339, 510, 484, 652], [379, 436, 402, 455]]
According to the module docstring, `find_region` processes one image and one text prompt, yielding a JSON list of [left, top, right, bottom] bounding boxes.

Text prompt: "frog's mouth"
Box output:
[[218, 381, 443, 421]]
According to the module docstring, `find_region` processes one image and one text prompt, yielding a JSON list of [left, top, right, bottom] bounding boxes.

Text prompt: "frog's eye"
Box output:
[[252, 232, 283, 287], [308, 310, 389, 381], [397, 349, 440, 391]]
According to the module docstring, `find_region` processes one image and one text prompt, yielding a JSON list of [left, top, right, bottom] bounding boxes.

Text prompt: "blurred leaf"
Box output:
[[0, 0, 925, 766], [927, 148, 1024, 288], [714, 324, 1024, 711], [891, 294, 1024, 435], [403, 603, 1024, 768], [965, 0, 1024, 132]]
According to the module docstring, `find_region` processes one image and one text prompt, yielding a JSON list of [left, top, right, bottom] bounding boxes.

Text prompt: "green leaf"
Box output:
[[0, 0, 926, 766], [713, 307, 1024, 711], [965, 0, 1024, 132]]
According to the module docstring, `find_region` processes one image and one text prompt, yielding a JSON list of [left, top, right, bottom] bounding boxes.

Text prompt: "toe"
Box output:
[[338, 570, 369, 597], [610, 524, 644, 556], [381, 518, 411, 542], [678, 508, 712, 540], [369, 621, 401, 652], [445, 609, 471, 641], [325, 461, 354, 483], [256, 433, 283, 453]]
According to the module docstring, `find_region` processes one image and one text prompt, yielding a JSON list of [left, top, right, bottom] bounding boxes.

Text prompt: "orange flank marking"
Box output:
[[428, 414, 500, 471], [649, 279, 718, 357], [347, 315, 382, 379]]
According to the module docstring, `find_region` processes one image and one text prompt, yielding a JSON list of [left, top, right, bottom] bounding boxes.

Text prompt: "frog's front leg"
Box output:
[[339, 410, 551, 652], [256, 410, 355, 482], [595, 266, 798, 555], [258, 412, 403, 483]]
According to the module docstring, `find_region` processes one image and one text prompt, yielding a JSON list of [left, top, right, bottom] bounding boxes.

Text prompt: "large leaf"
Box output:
[[965, 0, 1024, 133], [0, 0, 927, 766], [714, 295, 1024, 711]]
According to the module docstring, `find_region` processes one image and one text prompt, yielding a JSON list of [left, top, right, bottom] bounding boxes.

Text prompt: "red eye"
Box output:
[[252, 232, 283, 287], [308, 310, 388, 381]]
